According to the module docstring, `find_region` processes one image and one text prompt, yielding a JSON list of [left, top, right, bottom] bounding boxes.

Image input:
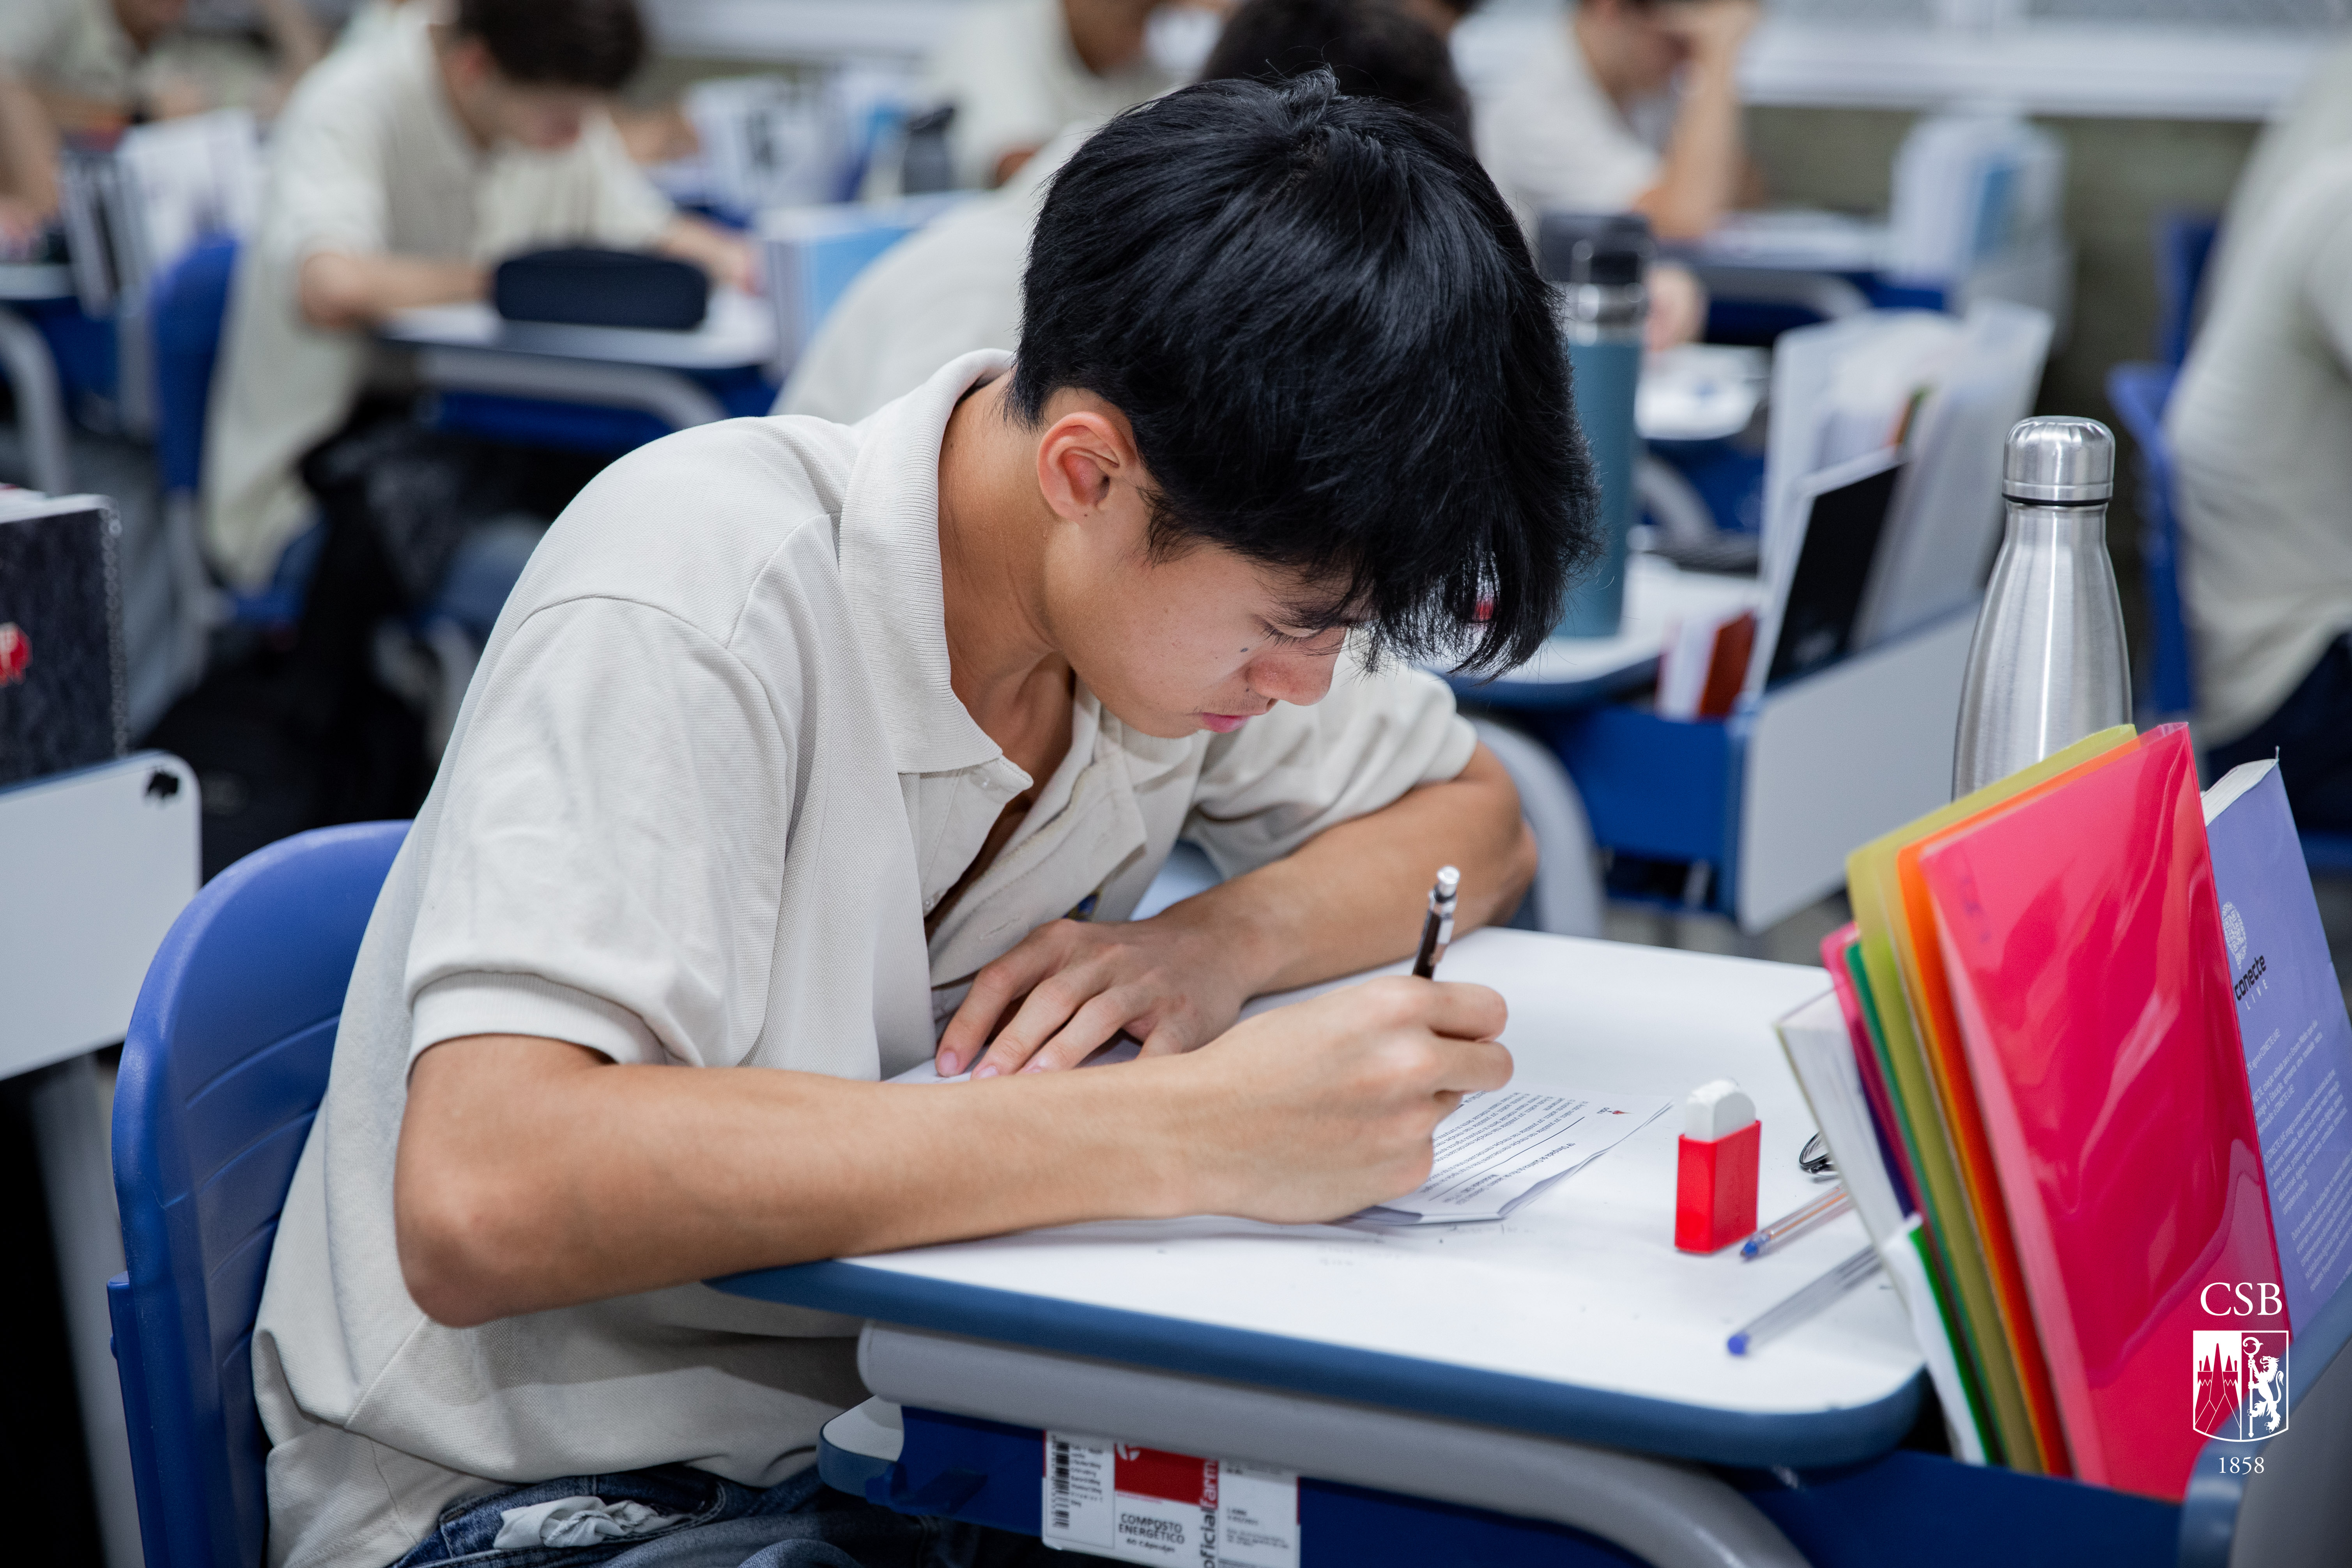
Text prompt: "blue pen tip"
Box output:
[[1727, 1334, 1749, 1356], [1741, 1239, 1763, 1259]]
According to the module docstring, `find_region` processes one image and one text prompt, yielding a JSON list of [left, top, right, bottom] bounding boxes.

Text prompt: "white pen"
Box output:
[[1411, 865, 1460, 980]]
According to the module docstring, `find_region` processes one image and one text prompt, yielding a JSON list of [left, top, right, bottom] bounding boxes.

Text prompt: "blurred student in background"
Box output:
[[2203, 33, 2352, 312], [925, 0, 1194, 189], [1478, 0, 1757, 242], [200, 0, 750, 815], [0, 0, 322, 247], [786, 0, 1471, 425], [2168, 143, 2352, 832]]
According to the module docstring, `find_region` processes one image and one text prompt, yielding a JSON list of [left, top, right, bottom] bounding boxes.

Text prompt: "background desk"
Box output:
[[1453, 555, 1768, 714], [379, 290, 778, 437], [2, 752, 200, 1568]]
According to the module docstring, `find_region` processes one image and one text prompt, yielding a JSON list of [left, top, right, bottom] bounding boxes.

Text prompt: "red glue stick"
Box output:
[[1676, 1079, 1759, 1254]]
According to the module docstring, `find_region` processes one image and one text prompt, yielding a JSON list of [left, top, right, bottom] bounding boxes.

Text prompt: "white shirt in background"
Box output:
[[2206, 36, 2352, 306], [924, 0, 1173, 188], [1476, 12, 1671, 232], [2168, 147, 2352, 745], [251, 350, 1477, 1568], [0, 0, 139, 103], [777, 125, 1089, 424], [200, 7, 672, 589]]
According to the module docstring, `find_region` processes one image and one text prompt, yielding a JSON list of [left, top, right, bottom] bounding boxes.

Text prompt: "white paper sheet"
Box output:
[[1352, 1090, 1672, 1225]]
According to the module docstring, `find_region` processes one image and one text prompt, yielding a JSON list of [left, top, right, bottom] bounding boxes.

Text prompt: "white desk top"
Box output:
[[720, 930, 1922, 1460], [381, 287, 777, 370], [1457, 554, 1766, 709]]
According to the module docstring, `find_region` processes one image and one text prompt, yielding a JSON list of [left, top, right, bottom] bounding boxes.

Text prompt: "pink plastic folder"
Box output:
[[1919, 726, 2284, 1500]]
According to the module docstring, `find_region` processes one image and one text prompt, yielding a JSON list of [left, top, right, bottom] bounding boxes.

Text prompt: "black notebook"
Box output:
[[0, 495, 127, 788]]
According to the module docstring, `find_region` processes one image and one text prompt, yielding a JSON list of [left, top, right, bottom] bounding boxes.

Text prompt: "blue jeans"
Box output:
[[386, 1464, 1069, 1568]]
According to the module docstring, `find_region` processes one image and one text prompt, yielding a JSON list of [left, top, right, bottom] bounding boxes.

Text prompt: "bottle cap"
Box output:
[[1536, 211, 1653, 288], [2004, 416, 2115, 504]]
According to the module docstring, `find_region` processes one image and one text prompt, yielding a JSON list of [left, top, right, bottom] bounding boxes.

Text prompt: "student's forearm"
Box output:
[[1633, 52, 1746, 241], [1180, 742, 1536, 999], [0, 73, 61, 216], [656, 214, 757, 293], [299, 250, 487, 330], [398, 977, 1511, 1325], [400, 1036, 1196, 1324]]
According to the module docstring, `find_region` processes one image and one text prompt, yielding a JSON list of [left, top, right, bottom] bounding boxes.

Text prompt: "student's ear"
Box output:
[[1033, 398, 1145, 525]]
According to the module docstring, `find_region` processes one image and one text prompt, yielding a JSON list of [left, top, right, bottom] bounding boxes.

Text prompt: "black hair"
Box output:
[[451, 0, 646, 92], [1013, 72, 1594, 674], [1203, 0, 1473, 149]]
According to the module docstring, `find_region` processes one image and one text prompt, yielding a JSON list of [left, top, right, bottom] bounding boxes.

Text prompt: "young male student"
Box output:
[[1478, 0, 1757, 242], [925, 0, 1183, 189], [784, 0, 1471, 426], [201, 0, 749, 600], [2169, 145, 2352, 834], [252, 71, 1591, 1568]]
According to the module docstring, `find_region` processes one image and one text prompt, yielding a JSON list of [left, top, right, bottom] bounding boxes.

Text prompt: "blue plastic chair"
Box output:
[[110, 821, 409, 1568], [2106, 362, 2352, 876], [2154, 211, 2221, 369], [149, 236, 325, 629]]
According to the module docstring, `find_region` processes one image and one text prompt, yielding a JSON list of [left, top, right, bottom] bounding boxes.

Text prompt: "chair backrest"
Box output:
[[111, 821, 409, 1568], [2104, 362, 2191, 719], [2155, 210, 2221, 368], [149, 235, 240, 497]]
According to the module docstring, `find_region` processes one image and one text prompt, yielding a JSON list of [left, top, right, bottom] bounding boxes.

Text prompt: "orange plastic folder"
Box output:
[[1918, 727, 2286, 1500], [1889, 733, 2153, 1473], [1845, 724, 2136, 1473]]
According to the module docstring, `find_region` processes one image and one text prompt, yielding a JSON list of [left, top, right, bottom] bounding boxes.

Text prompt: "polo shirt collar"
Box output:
[[839, 350, 1019, 777]]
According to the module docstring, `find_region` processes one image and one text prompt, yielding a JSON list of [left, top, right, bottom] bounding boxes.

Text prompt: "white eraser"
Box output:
[[1684, 1079, 1756, 1141]]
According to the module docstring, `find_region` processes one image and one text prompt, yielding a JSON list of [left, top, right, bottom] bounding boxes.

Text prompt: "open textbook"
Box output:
[[890, 1045, 1667, 1227]]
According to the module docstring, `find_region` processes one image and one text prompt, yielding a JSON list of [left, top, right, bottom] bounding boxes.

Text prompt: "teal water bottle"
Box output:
[[1540, 214, 1652, 639]]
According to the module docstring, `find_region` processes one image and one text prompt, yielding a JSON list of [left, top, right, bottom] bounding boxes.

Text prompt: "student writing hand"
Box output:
[[937, 908, 1250, 1078], [1173, 977, 1513, 1224]]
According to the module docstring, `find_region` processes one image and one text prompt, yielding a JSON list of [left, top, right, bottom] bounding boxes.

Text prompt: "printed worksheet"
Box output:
[[1351, 1091, 1672, 1225]]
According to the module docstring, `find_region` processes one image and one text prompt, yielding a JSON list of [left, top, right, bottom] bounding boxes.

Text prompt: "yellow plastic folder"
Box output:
[[1843, 726, 2136, 1473]]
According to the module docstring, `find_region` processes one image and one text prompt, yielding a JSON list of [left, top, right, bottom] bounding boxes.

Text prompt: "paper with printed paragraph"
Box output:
[[1352, 1090, 1674, 1225], [1040, 1432, 1298, 1567]]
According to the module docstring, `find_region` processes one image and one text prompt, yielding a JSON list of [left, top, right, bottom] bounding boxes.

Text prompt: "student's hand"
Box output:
[[1173, 977, 1513, 1223], [1647, 261, 1708, 349], [1657, 0, 1759, 62], [938, 909, 1252, 1078]]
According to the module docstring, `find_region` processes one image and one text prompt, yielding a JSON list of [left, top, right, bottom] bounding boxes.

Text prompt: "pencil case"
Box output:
[[493, 248, 709, 331]]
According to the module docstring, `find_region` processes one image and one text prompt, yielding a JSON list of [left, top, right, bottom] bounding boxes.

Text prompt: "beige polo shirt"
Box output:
[[1476, 14, 1672, 234], [201, 7, 672, 589], [2168, 147, 2352, 745], [923, 0, 1173, 189], [251, 350, 1477, 1568], [776, 125, 1085, 425]]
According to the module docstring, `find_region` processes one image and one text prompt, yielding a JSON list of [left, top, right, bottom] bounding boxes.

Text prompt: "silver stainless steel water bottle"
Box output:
[[1950, 417, 2132, 798]]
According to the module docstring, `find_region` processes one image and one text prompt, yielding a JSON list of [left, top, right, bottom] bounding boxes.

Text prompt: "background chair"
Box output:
[[2105, 361, 2352, 874], [110, 820, 409, 1568]]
